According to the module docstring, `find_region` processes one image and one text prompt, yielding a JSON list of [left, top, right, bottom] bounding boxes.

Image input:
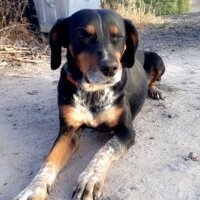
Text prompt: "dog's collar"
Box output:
[[66, 72, 78, 87]]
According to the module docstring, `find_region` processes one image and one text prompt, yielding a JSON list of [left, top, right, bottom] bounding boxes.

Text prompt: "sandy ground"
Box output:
[[0, 13, 200, 200]]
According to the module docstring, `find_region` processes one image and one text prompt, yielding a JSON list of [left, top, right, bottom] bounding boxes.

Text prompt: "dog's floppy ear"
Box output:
[[49, 18, 69, 70], [121, 19, 139, 68]]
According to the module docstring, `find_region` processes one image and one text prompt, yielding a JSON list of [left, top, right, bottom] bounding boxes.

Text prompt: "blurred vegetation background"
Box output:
[[102, 0, 191, 16], [0, 0, 192, 65], [0, 0, 191, 45]]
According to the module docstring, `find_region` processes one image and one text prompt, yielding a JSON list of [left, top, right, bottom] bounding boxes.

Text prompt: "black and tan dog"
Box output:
[[137, 50, 165, 100], [14, 9, 165, 200]]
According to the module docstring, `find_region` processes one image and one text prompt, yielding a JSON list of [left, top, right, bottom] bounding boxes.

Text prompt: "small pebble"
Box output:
[[149, 137, 155, 140], [167, 114, 179, 118], [188, 152, 200, 161]]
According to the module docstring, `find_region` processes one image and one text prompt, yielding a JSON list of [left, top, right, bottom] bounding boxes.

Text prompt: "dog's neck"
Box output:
[[64, 62, 83, 87], [66, 71, 78, 87]]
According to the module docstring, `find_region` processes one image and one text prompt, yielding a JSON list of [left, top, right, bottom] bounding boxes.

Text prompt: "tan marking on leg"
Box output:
[[148, 68, 163, 87], [148, 69, 164, 100], [14, 132, 79, 200], [46, 134, 77, 169]]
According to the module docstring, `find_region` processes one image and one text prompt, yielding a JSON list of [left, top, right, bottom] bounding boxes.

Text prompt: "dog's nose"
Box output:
[[100, 63, 118, 77]]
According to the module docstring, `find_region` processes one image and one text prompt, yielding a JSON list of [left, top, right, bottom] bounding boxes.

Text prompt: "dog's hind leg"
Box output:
[[148, 68, 165, 100], [141, 51, 166, 100]]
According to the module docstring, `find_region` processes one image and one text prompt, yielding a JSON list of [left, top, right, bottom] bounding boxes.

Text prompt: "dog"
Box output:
[[137, 50, 165, 99], [14, 9, 165, 200]]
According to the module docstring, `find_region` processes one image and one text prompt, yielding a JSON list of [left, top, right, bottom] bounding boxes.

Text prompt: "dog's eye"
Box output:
[[78, 32, 97, 45], [110, 34, 124, 44]]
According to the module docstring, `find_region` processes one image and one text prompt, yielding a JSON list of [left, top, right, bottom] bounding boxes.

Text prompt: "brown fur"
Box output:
[[86, 24, 96, 35], [46, 134, 77, 170], [148, 69, 163, 87], [75, 53, 98, 75], [59, 105, 124, 128], [109, 25, 119, 35]]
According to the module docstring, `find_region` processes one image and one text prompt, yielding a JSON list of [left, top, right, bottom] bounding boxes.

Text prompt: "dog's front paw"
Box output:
[[148, 86, 165, 100], [72, 171, 104, 200], [14, 180, 49, 200]]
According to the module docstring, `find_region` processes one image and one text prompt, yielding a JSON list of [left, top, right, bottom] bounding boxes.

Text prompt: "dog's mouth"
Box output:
[[80, 68, 122, 91], [85, 68, 121, 84], [85, 74, 112, 85]]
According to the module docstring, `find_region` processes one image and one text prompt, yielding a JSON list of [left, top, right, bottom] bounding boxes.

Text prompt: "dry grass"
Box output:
[[0, 44, 49, 66], [0, 0, 30, 41], [102, 0, 164, 25], [0, 0, 48, 66]]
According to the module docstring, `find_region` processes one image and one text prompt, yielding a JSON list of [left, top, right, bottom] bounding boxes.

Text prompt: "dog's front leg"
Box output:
[[72, 121, 135, 200], [14, 126, 80, 200]]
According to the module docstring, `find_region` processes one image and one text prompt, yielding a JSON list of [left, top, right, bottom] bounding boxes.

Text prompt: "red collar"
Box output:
[[66, 72, 78, 87]]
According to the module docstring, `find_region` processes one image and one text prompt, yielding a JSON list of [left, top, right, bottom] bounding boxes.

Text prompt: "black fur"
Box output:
[[143, 51, 165, 75], [50, 9, 152, 146]]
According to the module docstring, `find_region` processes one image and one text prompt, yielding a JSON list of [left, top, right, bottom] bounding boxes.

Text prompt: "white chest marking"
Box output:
[[73, 88, 117, 127]]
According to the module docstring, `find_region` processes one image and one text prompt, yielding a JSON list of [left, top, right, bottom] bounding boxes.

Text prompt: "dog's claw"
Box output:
[[72, 172, 104, 200], [72, 186, 83, 200], [148, 86, 165, 100], [72, 190, 76, 199]]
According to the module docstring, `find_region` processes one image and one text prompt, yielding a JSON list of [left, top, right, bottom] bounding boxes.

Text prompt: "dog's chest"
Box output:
[[73, 88, 117, 127]]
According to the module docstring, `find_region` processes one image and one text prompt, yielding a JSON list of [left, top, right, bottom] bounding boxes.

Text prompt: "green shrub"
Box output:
[[138, 0, 190, 15], [102, 0, 190, 16]]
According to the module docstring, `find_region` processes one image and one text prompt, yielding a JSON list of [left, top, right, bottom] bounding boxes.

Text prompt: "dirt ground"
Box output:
[[0, 13, 200, 200]]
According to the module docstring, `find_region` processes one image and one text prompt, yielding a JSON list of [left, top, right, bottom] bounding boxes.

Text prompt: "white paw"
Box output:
[[72, 171, 104, 200], [14, 181, 49, 200]]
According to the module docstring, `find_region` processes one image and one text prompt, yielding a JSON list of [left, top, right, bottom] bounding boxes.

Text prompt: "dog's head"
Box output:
[[50, 9, 138, 90]]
